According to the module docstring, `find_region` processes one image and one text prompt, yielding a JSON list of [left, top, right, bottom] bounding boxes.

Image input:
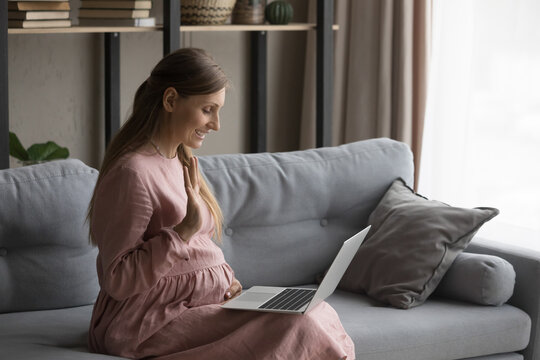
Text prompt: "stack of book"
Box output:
[[8, 0, 71, 29], [78, 0, 155, 27]]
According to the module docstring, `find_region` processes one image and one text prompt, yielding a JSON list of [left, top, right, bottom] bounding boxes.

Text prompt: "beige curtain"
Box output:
[[300, 0, 431, 187]]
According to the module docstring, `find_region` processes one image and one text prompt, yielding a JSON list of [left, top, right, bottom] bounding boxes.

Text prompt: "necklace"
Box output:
[[150, 140, 175, 159]]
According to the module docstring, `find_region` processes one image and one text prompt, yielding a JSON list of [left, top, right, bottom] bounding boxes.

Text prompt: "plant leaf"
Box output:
[[9, 132, 29, 161], [27, 141, 69, 161], [45, 146, 69, 160]]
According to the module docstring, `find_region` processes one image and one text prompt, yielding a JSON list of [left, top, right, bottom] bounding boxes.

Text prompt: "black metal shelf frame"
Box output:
[[0, 0, 333, 168], [0, 0, 8, 169]]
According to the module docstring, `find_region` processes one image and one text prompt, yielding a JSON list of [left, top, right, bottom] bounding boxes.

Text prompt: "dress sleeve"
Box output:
[[91, 165, 189, 301]]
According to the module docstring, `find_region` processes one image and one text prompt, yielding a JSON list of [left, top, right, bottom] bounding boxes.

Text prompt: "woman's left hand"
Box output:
[[174, 156, 204, 243], [224, 278, 242, 302]]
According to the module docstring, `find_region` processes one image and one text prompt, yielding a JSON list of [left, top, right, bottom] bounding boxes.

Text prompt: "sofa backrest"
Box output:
[[0, 139, 414, 311], [199, 138, 414, 288], [0, 159, 99, 313]]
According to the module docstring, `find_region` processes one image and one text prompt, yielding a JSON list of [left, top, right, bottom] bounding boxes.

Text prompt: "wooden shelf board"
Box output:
[[180, 23, 339, 32], [8, 23, 338, 35], [8, 26, 161, 34]]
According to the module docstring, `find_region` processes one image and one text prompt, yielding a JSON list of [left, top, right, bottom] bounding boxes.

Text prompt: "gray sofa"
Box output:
[[0, 138, 537, 360]]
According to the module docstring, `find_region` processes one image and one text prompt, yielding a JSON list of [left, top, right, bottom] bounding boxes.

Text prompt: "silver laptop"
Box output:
[[221, 226, 371, 315]]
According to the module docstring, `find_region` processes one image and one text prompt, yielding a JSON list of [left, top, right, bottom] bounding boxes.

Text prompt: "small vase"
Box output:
[[232, 0, 267, 25], [265, 0, 293, 25]]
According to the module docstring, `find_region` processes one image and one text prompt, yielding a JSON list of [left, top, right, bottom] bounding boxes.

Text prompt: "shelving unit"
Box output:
[[0, 0, 335, 169], [6, 23, 337, 34]]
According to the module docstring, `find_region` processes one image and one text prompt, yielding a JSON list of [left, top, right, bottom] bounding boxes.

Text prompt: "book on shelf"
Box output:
[[8, 0, 66, 2], [8, 19, 72, 28], [8, 1, 70, 11], [78, 17, 156, 27], [79, 1, 152, 10], [78, 9, 150, 18], [8, 10, 70, 20]]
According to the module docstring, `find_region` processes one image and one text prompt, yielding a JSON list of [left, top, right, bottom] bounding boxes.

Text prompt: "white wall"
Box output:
[[7, 0, 309, 169]]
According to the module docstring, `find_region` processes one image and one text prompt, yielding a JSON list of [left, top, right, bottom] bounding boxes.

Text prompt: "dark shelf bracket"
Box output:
[[250, 31, 267, 153], [316, 0, 334, 148], [0, 0, 8, 169], [105, 32, 121, 147], [164, 0, 181, 55]]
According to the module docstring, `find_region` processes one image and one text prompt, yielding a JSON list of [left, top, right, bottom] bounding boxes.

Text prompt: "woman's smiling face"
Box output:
[[164, 87, 226, 150]]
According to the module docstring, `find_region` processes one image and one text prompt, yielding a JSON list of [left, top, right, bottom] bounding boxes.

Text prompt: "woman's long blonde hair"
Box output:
[[87, 48, 227, 245]]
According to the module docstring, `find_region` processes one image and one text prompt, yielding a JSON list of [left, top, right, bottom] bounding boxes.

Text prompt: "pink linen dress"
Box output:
[[88, 150, 355, 360]]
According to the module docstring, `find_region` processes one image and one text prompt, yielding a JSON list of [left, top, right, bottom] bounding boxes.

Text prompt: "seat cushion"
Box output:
[[464, 354, 523, 360], [326, 290, 530, 360], [0, 298, 529, 360], [0, 305, 125, 360]]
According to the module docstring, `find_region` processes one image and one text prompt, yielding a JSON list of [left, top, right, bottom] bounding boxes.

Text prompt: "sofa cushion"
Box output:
[[464, 355, 523, 360], [326, 290, 530, 360], [198, 138, 414, 288], [0, 160, 99, 313], [0, 305, 125, 359], [465, 355, 523, 360], [434, 252, 516, 306], [339, 178, 499, 309], [0, 299, 527, 360]]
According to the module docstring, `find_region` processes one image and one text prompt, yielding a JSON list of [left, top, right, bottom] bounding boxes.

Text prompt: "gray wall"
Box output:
[[7, 0, 309, 169]]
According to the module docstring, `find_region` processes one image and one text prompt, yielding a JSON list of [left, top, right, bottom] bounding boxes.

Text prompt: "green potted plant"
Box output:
[[9, 131, 69, 166]]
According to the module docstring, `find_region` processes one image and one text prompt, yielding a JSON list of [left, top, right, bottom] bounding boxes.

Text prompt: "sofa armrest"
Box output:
[[466, 236, 540, 360]]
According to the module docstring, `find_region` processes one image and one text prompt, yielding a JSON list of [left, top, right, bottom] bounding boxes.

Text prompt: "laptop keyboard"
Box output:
[[258, 288, 316, 311]]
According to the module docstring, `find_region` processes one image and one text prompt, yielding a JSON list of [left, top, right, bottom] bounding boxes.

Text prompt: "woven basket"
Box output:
[[181, 0, 237, 25]]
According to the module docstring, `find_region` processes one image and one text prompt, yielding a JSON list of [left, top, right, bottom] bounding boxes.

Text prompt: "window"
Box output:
[[419, 0, 540, 249]]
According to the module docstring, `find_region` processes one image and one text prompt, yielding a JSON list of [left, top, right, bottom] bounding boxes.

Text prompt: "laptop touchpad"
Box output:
[[238, 292, 275, 303]]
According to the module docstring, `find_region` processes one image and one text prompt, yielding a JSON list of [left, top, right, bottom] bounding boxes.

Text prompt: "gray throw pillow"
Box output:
[[434, 252, 515, 306], [339, 178, 499, 309]]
